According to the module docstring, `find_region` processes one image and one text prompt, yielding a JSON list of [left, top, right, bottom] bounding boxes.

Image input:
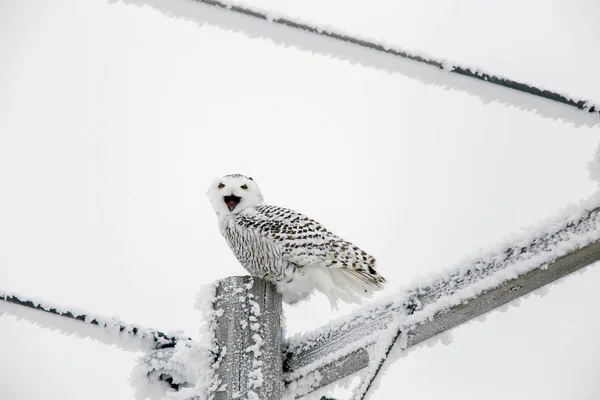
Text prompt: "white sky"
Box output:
[[1, 0, 599, 399]]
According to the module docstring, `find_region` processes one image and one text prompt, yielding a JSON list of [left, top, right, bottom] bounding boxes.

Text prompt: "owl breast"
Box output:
[[220, 216, 291, 280]]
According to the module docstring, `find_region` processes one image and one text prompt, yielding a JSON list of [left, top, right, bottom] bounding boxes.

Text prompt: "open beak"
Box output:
[[223, 195, 241, 212]]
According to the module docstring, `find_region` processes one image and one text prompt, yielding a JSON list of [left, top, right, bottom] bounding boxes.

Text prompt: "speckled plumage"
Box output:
[[207, 174, 386, 306]]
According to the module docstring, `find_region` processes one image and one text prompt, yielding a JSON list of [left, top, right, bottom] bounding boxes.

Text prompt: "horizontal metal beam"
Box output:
[[284, 206, 600, 396]]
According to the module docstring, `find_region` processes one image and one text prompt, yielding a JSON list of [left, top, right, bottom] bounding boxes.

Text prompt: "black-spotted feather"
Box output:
[[233, 205, 385, 288]]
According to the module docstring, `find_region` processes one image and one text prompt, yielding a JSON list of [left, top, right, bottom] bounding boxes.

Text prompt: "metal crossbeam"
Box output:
[[283, 206, 600, 397]]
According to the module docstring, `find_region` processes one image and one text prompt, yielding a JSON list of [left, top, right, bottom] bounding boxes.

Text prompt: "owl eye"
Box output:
[[218, 183, 225, 189], [240, 184, 248, 190]]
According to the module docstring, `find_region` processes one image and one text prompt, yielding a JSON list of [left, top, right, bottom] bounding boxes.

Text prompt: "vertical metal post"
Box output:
[[212, 276, 283, 400]]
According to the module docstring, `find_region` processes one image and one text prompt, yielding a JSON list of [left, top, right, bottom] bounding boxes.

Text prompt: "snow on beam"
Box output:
[[283, 204, 600, 397]]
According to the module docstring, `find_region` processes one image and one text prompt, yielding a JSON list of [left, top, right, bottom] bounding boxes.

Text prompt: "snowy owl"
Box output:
[[207, 174, 386, 307]]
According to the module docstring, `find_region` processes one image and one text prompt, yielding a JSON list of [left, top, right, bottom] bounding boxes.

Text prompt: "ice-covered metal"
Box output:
[[284, 206, 600, 398]]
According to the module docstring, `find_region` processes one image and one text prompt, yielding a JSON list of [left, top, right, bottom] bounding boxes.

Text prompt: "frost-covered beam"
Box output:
[[0, 292, 185, 349], [187, 0, 599, 116], [408, 240, 600, 346], [113, 0, 600, 126], [283, 205, 600, 396]]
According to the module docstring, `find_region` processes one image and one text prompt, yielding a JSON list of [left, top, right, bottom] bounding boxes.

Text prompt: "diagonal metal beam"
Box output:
[[190, 0, 599, 116], [0, 293, 188, 349], [284, 205, 600, 397]]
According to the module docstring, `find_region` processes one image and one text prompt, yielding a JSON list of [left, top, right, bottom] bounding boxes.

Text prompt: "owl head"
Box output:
[[207, 174, 264, 217]]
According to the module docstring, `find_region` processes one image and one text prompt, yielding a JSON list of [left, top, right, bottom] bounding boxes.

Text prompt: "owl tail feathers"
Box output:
[[305, 267, 386, 310]]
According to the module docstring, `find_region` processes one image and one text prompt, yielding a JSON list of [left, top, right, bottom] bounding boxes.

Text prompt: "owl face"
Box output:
[[207, 174, 264, 216]]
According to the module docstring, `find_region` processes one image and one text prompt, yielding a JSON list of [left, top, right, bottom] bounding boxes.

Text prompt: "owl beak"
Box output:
[[224, 195, 241, 212]]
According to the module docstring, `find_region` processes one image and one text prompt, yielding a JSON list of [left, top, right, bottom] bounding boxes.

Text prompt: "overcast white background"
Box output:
[[1, 0, 599, 399]]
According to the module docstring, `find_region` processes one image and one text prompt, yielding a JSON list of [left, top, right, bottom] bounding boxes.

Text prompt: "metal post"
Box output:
[[212, 276, 283, 400]]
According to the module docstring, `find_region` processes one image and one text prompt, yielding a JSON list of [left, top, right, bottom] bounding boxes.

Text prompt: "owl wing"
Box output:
[[237, 205, 382, 277]]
